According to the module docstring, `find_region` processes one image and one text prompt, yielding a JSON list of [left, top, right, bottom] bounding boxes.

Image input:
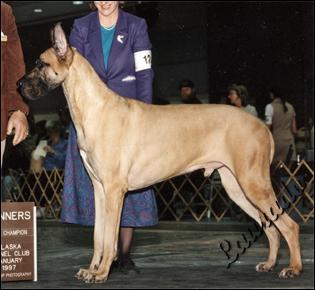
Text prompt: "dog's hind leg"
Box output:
[[75, 179, 105, 280], [218, 167, 280, 272], [273, 212, 302, 278], [255, 225, 280, 272], [236, 165, 302, 278], [84, 182, 126, 283]]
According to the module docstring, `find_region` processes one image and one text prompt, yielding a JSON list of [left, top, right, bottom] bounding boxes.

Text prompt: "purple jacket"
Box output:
[[69, 9, 153, 103]]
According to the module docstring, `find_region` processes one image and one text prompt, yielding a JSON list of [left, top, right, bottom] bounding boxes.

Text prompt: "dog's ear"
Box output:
[[51, 22, 69, 59], [51, 22, 74, 65]]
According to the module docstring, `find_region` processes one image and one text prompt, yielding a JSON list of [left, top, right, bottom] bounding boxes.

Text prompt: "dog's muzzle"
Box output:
[[17, 75, 50, 100], [17, 76, 31, 98]]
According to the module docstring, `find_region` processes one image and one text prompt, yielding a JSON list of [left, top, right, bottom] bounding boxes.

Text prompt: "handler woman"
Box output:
[[61, 1, 158, 273]]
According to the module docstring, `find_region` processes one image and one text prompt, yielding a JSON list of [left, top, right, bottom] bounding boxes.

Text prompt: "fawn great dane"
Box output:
[[18, 24, 302, 283]]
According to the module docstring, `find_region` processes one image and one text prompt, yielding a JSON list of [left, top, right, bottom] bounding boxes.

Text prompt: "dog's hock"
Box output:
[[51, 22, 68, 58]]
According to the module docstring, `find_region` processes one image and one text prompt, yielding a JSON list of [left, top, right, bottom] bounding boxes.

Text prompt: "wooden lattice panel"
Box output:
[[272, 160, 314, 223], [154, 170, 236, 222], [3, 169, 64, 219], [154, 161, 314, 222], [2, 160, 313, 223]]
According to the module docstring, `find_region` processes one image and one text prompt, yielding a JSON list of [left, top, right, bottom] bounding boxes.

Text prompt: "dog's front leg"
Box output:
[[76, 179, 105, 280], [83, 183, 126, 283]]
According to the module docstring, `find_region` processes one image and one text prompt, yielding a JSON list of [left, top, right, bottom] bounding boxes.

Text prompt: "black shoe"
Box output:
[[119, 258, 140, 275], [109, 259, 121, 274]]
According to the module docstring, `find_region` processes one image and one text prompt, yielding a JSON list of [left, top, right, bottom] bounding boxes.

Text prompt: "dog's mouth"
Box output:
[[18, 76, 55, 100]]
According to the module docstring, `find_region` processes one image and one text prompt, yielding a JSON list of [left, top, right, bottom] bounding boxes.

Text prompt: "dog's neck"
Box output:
[[62, 51, 119, 146], [63, 52, 110, 102]]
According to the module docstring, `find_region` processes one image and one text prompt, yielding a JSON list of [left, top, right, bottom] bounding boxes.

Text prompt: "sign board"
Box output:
[[1, 202, 37, 282]]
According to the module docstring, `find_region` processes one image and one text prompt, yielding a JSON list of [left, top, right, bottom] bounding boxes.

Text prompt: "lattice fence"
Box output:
[[1, 161, 314, 222], [155, 160, 314, 222], [2, 169, 64, 219], [271, 160, 314, 223], [154, 170, 238, 222]]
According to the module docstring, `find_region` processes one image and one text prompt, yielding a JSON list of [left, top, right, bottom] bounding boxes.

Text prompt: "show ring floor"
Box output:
[[1, 220, 314, 289]]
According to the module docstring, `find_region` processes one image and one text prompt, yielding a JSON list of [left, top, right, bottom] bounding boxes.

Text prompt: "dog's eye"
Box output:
[[35, 59, 49, 69], [35, 59, 43, 68]]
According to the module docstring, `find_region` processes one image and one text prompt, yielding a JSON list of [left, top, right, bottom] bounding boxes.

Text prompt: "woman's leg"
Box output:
[[119, 227, 134, 264], [116, 188, 158, 272], [115, 227, 140, 274]]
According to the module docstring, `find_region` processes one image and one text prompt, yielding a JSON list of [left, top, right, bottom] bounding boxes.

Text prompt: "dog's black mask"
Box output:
[[17, 59, 57, 100]]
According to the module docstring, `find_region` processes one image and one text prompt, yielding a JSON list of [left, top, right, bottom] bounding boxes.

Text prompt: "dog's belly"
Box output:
[[127, 161, 224, 190]]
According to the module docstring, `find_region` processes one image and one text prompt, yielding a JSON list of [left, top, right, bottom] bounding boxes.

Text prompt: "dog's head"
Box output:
[[18, 23, 74, 100]]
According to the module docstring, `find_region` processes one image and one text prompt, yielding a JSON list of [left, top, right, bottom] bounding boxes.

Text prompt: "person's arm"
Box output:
[[132, 19, 153, 104], [44, 140, 68, 168], [264, 104, 273, 130], [5, 5, 29, 145]]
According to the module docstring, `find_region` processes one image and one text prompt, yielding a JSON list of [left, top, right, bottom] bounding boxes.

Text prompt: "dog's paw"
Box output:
[[75, 268, 92, 280], [255, 261, 274, 272], [278, 267, 302, 279], [83, 272, 108, 284]]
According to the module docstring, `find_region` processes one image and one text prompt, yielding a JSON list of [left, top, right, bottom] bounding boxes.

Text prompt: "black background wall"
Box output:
[[14, 1, 313, 128]]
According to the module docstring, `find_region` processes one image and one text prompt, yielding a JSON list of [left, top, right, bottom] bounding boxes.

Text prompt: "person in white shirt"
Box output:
[[227, 84, 258, 117]]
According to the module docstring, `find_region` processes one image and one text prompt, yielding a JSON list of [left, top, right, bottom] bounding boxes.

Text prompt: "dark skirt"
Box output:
[[61, 124, 159, 227]]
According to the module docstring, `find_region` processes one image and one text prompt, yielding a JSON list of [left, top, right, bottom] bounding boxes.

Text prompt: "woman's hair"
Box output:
[[89, 1, 125, 10], [89, 2, 96, 10], [269, 87, 288, 112], [227, 83, 248, 106]]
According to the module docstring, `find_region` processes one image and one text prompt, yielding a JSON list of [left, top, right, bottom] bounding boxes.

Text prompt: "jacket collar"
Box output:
[[107, 9, 128, 74], [88, 9, 128, 77]]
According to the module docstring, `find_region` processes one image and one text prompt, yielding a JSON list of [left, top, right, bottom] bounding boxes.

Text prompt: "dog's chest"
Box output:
[[75, 124, 90, 151], [79, 148, 98, 180]]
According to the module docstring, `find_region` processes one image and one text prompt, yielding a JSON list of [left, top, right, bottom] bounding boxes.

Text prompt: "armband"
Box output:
[[134, 50, 152, 72]]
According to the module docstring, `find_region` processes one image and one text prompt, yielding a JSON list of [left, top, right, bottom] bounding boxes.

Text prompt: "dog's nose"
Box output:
[[17, 77, 25, 89]]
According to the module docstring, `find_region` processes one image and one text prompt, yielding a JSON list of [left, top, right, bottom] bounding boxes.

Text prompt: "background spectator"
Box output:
[[30, 120, 67, 172], [227, 84, 258, 117], [179, 79, 202, 104], [265, 87, 297, 165]]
